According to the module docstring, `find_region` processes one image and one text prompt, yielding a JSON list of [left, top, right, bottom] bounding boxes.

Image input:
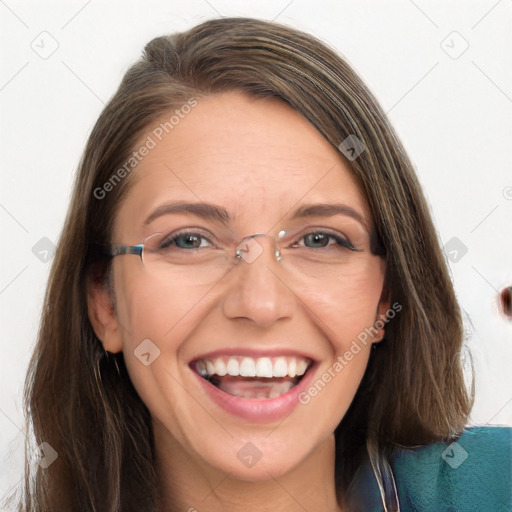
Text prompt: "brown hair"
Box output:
[[10, 17, 473, 511]]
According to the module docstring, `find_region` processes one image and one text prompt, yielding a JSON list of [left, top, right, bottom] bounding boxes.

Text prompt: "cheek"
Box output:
[[112, 271, 215, 443], [291, 261, 384, 420], [296, 339, 371, 436], [113, 261, 215, 348], [111, 265, 207, 394], [299, 260, 386, 349]]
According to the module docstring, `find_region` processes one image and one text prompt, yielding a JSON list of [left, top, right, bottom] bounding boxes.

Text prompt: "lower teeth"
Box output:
[[208, 376, 298, 399]]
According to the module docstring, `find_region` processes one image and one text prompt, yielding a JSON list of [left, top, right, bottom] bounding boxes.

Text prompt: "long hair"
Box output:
[[12, 17, 473, 512]]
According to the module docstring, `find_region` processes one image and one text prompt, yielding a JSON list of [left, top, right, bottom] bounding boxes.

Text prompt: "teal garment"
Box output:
[[346, 426, 512, 511]]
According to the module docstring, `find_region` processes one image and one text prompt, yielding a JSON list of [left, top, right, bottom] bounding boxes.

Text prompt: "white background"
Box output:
[[1, 0, 511, 503]]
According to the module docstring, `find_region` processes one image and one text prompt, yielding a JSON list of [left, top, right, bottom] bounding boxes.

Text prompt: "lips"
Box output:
[[188, 351, 317, 421]]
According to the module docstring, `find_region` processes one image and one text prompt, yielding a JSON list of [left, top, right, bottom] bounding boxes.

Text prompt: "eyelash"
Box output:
[[159, 229, 360, 252]]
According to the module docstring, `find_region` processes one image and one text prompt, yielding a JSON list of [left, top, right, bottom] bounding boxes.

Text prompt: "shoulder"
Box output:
[[392, 426, 511, 511], [346, 426, 512, 512]]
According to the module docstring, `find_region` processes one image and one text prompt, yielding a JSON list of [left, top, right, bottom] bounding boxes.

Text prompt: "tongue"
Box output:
[[213, 375, 297, 399]]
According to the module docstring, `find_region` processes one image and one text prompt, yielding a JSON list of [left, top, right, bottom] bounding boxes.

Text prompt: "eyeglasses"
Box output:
[[103, 225, 374, 287]]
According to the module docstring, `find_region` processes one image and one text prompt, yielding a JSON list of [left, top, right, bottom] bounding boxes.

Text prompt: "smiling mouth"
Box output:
[[192, 355, 313, 400]]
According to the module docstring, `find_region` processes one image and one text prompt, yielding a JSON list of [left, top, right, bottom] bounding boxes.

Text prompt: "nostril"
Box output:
[[499, 286, 512, 320]]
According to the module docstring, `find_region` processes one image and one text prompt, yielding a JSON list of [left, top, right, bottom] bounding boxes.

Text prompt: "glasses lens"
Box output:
[[141, 230, 235, 285]]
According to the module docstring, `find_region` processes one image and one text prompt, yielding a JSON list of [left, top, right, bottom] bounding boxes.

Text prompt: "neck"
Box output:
[[154, 425, 346, 512]]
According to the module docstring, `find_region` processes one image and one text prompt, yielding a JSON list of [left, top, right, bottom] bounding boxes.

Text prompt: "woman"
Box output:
[[15, 17, 510, 512]]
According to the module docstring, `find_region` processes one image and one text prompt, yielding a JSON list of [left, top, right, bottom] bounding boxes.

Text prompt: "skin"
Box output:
[[89, 92, 389, 512]]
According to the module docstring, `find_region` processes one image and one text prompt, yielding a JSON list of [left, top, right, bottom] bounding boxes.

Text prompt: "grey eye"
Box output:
[[172, 234, 203, 249], [160, 231, 213, 250], [297, 231, 356, 251], [304, 233, 330, 248]]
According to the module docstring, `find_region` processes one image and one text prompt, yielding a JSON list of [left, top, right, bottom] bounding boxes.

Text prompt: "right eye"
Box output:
[[159, 231, 215, 250]]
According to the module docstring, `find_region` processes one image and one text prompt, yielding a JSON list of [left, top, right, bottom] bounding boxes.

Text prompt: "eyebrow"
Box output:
[[144, 200, 369, 232], [144, 201, 230, 225], [291, 203, 369, 233]]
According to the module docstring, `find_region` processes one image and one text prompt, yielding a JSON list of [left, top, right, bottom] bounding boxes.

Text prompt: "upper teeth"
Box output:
[[195, 356, 311, 379]]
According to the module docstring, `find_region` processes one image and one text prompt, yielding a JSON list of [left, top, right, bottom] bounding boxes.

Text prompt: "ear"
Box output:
[[87, 274, 123, 353], [372, 272, 392, 344]]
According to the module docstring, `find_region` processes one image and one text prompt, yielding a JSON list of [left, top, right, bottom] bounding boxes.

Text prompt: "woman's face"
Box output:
[[93, 92, 389, 480]]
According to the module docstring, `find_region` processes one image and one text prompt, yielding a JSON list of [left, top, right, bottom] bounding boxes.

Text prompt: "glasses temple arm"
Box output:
[[104, 244, 143, 258]]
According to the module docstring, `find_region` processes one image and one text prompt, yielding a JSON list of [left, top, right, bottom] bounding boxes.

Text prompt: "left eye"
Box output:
[[297, 232, 356, 251], [304, 233, 332, 248]]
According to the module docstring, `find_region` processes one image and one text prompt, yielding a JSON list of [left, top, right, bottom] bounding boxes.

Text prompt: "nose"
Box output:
[[221, 233, 296, 327]]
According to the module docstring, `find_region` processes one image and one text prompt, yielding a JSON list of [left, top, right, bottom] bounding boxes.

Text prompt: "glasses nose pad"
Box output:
[[275, 230, 288, 262], [235, 232, 287, 264]]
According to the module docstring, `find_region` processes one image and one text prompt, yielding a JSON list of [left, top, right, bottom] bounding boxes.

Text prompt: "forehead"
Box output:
[[116, 92, 371, 234]]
